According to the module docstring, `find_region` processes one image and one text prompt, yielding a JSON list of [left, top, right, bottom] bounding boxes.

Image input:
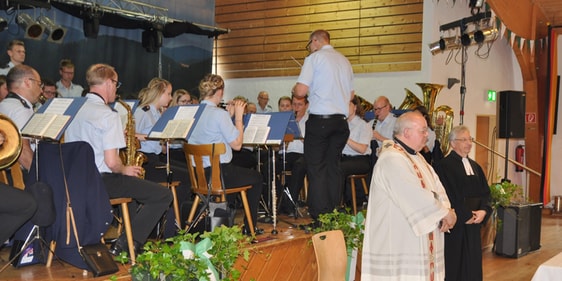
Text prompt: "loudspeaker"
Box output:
[[497, 91, 526, 138], [495, 203, 542, 258]]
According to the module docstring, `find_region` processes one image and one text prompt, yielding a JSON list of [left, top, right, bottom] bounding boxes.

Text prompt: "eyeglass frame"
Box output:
[[28, 77, 44, 88], [373, 104, 389, 111], [111, 79, 122, 89], [454, 138, 473, 143]]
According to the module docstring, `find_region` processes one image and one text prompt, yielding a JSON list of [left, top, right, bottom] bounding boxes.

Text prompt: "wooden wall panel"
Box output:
[[215, 0, 423, 79]]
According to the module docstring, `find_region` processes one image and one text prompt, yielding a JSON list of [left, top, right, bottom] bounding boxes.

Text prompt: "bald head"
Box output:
[[394, 111, 429, 152]]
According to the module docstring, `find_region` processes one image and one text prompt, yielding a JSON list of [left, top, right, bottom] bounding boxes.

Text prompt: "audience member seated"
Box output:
[[341, 96, 372, 209], [188, 74, 263, 236], [256, 90, 273, 113]]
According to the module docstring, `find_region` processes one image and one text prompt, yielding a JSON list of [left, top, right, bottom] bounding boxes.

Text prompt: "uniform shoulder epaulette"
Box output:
[[142, 105, 150, 112]]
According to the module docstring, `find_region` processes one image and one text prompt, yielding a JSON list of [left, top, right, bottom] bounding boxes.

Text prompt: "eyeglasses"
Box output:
[[373, 104, 388, 111], [111, 79, 122, 89], [305, 39, 312, 50], [454, 138, 473, 143], [28, 78, 44, 88]]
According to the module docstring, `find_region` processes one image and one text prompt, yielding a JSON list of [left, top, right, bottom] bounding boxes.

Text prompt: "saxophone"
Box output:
[[117, 98, 147, 178]]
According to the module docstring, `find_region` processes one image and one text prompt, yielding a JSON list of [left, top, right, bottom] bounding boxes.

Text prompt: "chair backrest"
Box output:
[[0, 161, 25, 190], [312, 230, 347, 281], [183, 143, 226, 194]]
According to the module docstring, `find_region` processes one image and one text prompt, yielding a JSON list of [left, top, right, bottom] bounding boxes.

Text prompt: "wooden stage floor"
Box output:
[[1, 210, 562, 280]]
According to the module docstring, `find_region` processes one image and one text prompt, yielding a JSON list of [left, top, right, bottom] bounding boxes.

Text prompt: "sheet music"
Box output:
[[174, 106, 199, 120], [42, 115, 70, 139], [42, 98, 72, 115], [248, 114, 270, 127], [243, 126, 270, 144], [150, 119, 194, 139], [21, 113, 70, 139]]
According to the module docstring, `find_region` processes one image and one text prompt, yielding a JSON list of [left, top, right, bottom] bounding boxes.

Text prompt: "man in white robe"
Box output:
[[362, 111, 457, 281]]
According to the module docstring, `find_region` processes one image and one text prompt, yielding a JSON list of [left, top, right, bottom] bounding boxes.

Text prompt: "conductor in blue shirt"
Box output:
[[292, 29, 354, 223]]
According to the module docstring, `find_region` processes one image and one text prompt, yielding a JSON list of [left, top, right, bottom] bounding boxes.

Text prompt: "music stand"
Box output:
[[147, 104, 206, 232], [242, 111, 293, 234]]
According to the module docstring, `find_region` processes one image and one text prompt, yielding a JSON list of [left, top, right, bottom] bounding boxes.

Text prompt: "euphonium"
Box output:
[[416, 83, 444, 120], [398, 88, 423, 110], [401, 83, 455, 154], [117, 98, 147, 178], [0, 114, 22, 170], [432, 105, 455, 154], [356, 95, 374, 112]]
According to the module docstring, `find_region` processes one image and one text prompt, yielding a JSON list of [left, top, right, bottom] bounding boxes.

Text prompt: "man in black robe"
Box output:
[[434, 125, 492, 281]]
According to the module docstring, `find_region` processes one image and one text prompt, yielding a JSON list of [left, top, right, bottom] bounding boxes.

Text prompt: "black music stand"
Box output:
[[147, 104, 206, 233], [242, 111, 293, 234]]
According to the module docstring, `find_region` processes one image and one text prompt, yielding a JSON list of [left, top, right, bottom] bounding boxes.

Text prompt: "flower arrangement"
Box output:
[[127, 226, 250, 281]]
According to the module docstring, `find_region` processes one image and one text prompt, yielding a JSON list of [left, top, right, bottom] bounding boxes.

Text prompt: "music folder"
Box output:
[[242, 111, 292, 145], [285, 112, 303, 139], [22, 97, 86, 141], [147, 104, 206, 140]]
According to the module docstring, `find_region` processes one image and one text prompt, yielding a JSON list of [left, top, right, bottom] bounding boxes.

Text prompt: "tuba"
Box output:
[[398, 88, 423, 110], [117, 98, 147, 178], [0, 114, 22, 170], [400, 83, 455, 153]]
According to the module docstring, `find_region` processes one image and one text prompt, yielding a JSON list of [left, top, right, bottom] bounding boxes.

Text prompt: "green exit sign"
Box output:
[[487, 90, 496, 101]]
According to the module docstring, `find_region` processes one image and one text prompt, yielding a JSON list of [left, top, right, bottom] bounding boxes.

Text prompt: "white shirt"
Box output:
[[56, 80, 84, 98], [342, 115, 371, 156], [134, 104, 162, 154], [65, 93, 126, 173]]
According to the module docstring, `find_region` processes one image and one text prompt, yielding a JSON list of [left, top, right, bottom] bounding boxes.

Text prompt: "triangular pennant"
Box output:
[[520, 37, 525, 51], [529, 40, 534, 55], [509, 31, 515, 47], [501, 23, 507, 39]]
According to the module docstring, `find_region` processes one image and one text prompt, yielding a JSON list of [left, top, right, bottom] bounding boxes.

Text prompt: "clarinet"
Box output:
[[370, 117, 379, 163]]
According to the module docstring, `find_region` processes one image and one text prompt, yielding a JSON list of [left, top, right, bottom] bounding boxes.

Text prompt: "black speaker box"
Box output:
[[497, 91, 526, 138], [495, 203, 542, 258]]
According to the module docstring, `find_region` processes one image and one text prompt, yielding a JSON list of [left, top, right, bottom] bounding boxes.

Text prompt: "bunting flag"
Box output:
[[494, 12, 547, 54]]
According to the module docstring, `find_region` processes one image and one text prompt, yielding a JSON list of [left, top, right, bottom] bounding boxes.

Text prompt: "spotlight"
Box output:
[[0, 17, 7, 32], [473, 30, 485, 44], [17, 13, 44, 40], [429, 27, 498, 55], [37, 16, 66, 43], [439, 38, 446, 51], [429, 36, 459, 55], [461, 33, 471, 46]]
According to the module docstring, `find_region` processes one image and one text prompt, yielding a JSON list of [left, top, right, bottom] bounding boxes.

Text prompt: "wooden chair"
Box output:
[[159, 181, 181, 229], [347, 174, 369, 215], [0, 162, 25, 190], [108, 197, 136, 264], [183, 143, 255, 236], [312, 230, 348, 281]]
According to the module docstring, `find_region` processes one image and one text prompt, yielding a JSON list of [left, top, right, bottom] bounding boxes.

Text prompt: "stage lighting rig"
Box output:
[[16, 13, 44, 40], [37, 16, 67, 43], [0, 17, 7, 31]]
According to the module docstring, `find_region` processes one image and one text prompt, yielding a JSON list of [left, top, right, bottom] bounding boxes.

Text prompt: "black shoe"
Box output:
[[242, 227, 264, 236], [298, 221, 321, 231], [108, 236, 127, 256]]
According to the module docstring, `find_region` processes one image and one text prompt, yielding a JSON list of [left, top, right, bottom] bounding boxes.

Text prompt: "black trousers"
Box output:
[[0, 183, 37, 243], [277, 152, 306, 211], [102, 173, 173, 243], [304, 116, 349, 219], [341, 155, 371, 207]]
